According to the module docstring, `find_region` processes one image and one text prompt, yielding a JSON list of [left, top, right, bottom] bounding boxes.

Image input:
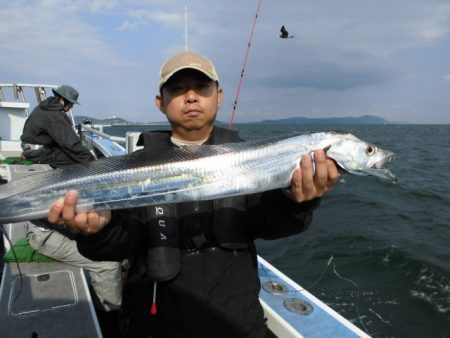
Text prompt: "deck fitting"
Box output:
[[262, 281, 288, 294], [283, 298, 313, 315]]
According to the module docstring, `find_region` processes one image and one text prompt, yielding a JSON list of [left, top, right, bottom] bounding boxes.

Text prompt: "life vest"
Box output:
[[136, 126, 251, 281]]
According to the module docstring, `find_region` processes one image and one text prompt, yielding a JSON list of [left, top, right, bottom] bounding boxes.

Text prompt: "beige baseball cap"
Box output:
[[159, 51, 219, 88]]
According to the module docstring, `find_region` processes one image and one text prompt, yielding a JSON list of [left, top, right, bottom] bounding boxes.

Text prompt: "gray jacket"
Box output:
[[21, 96, 93, 167]]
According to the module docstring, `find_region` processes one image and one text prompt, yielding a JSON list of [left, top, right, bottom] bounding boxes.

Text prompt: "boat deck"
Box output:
[[0, 223, 102, 338], [0, 164, 102, 338]]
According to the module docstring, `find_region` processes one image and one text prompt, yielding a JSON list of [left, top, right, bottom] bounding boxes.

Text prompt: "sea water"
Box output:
[[106, 123, 450, 338]]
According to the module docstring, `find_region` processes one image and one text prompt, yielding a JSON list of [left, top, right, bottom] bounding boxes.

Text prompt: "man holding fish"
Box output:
[[48, 51, 340, 337]]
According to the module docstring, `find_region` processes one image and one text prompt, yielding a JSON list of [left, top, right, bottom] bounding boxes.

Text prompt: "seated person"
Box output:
[[21, 84, 94, 168]]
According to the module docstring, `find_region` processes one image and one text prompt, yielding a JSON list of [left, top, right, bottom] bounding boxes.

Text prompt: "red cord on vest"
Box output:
[[150, 281, 157, 315], [150, 302, 157, 315]]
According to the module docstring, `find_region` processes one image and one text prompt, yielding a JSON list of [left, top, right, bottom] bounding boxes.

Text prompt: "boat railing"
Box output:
[[0, 83, 76, 126], [0, 83, 57, 115], [80, 124, 126, 144]]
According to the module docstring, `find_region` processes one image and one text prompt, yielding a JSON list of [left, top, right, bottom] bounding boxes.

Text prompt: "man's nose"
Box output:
[[185, 88, 198, 103]]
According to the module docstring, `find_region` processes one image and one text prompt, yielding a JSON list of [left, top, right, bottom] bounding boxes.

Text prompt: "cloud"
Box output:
[[0, 1, 130, 80], [196, 1, 450, 59], [38, 0, 119, 13], [1, 1, 450, 124], [259, 63, 391, 92], [117, 9, 182, 31]]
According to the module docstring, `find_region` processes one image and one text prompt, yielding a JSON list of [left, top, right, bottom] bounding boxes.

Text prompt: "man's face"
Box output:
[[156, 69, 223, 141], [63, 101, 74, 112]]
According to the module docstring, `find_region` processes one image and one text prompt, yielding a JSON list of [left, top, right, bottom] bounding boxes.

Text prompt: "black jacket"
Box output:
[[21, 96, 93, 167], [76, 126, 320, 338]]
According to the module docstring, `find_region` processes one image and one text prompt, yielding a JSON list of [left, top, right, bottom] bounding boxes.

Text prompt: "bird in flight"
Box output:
[[279, 25, 294, 39]]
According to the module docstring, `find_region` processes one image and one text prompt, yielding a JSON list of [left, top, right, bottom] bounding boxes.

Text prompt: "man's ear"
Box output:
[[217, 88, 223, 109], [155, 95, 165, 114]]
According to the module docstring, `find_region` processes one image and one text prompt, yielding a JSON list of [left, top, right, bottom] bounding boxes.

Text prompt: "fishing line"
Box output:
[[260, 255, 333, 295], [229, 0, 263, 129], [331, 259, 371, 336], [0, 224, 23, 300], [260, 255, 371, 336]]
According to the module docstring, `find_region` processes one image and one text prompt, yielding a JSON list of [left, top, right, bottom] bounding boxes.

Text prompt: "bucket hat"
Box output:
[[52, 85, 80, 105]]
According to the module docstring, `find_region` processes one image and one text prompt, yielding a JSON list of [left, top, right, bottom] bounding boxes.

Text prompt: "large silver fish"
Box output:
[[0, 131, 395, 223]]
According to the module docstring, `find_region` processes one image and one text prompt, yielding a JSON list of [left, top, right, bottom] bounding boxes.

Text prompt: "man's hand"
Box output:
[[48, 190, 111, 234], [284, 149, 340, 202]]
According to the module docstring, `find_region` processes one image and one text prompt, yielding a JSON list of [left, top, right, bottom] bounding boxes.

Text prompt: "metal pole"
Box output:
[[184, 1, 188, 51]]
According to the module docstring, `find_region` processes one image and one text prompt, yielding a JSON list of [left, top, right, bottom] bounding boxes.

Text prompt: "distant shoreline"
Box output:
[[75, 114, 394, 125], [76, 114, 450, 126]]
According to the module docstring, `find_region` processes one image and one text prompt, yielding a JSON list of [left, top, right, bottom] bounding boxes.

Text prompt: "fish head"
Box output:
[[326, 134, 396, 183]]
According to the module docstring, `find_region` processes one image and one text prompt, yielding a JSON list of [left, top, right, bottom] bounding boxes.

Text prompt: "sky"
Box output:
[[1, 0, 450, 124]]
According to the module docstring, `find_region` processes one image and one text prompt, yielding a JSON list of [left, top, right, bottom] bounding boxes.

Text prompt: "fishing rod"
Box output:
[[229, 0, 263, 129]]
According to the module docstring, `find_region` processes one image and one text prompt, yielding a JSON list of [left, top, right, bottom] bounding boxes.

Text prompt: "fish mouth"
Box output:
[[373, 150, 394, 169], [369, 151, 396, 182]]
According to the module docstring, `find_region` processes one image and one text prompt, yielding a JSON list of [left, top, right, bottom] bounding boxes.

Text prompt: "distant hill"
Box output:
[[74, 115, 132, 125], [258, 115, 390, 125]]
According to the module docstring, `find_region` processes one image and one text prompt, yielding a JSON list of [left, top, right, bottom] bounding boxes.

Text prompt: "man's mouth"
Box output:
[[185, 109, 202, 117]]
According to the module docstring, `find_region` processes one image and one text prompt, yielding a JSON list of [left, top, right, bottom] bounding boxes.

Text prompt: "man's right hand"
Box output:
[[48, 190, 111, 235]]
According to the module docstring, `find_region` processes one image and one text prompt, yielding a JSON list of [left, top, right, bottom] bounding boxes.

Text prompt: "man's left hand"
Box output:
[[284, 149, 340, 202]]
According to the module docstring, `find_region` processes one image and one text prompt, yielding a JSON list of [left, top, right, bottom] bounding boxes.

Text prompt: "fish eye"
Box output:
[[366, 145, 375, 155]]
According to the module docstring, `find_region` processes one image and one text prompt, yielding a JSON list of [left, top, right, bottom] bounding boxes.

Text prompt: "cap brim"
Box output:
[[160, 66, 218, 88]]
